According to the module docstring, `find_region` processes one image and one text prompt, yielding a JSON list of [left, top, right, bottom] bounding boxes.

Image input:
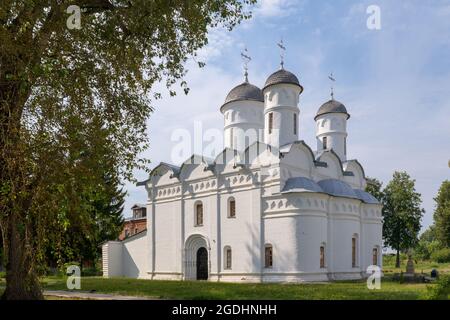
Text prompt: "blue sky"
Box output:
[[124, 0, 450, 232]]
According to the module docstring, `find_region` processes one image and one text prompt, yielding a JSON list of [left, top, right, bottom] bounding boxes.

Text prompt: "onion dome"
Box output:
[[315, 99, 350, 120], [220, 82, 264, 110], [263, 69, 303, 92]]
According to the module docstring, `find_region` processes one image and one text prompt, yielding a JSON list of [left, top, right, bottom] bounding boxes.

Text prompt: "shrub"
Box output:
[[427, 275, 450, 300], [431, 248, 450, 263], [415, 240, 441, 260], [0, 271, 6, 279], [82, 267, 102, 277]]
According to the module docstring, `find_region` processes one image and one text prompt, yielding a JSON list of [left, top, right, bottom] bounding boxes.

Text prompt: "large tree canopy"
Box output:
[[382, 171, 424, 267], [0, 0, 255, 299], [433, 180, 450, 247]]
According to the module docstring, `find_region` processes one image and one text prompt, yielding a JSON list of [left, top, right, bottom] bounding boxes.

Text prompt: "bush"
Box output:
[[431, 248, 450, 263], [415, 240, 441, 260], [427, 275, 450, 300], [82, 267, 102, 277], [0, 271, 6, 279]]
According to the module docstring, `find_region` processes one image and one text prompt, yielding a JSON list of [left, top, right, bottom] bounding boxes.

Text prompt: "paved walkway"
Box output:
[[1, 285, 158, 300], [44, 290, 158, 300]]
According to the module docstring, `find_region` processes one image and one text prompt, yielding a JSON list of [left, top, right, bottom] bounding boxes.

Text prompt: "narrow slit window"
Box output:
[[225, 248, 232, 269], [268, 113, 273, 134], [352, 237, 357, 267], [229, 198, 236, 218], [265, 245, 273, 268], [323, 136, 328, 149], [293, 113, 297, 135], [372, 248, 378, 266], [320, 246, 325, 268], [195, 203, 203, 226]]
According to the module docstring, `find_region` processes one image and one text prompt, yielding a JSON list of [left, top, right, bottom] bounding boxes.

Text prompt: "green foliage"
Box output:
[[48, 170, 126, 266], [0, 0, 256, 299], [433, 180, 450, 247], [414, 226, 440, 260], [415, 240, 442, 260], [431, 248, 450, 263], [382, 171, 424, 256], [427, 275, 450, 300], [420, 226, 438, 243], [0, 271, 5, 279], [365, 177, 384, 201]]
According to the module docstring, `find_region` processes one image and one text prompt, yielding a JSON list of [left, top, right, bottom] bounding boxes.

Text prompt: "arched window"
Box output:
[[352, 234, 358, 267], [372, 247, 379, 266], [228, 197, 236, 218], [320, 245, 326, 268], [224, 246, 232, 269], [264, 244, 273, 268], [195, 202, 203, 226], [293, 113, 297, 135]]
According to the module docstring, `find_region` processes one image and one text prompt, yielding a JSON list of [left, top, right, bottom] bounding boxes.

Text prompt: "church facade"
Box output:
[[102, 64, 383, 283]]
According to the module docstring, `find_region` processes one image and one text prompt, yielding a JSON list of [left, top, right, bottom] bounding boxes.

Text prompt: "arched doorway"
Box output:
[[196, 247, 208, 280], [184, 234, 209, 280]]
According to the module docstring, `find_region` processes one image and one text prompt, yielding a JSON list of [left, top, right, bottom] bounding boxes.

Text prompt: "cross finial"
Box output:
[[277, 38, 286, 69], [328, 72, 336, 100], [240, 47, 251, 82]]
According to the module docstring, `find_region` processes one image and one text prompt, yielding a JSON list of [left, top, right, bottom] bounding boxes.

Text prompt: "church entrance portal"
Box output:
[[196, 247, 208, 280], [184, 234, 209, 280]]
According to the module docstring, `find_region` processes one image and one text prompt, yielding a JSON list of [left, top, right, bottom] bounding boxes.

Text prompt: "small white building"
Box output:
[[102, 65, 383, 282]]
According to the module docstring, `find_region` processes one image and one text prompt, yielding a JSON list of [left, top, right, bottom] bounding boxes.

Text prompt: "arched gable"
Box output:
[[314, 149, 344, 179], [149, 162, 180, 187], [343, 160, 366, 189], [280, 141, 315, 177], [214, 148, 239, 166], [179, 154, 215, 181], [244, 141, 278, 168], [214, 147, 244, 175]]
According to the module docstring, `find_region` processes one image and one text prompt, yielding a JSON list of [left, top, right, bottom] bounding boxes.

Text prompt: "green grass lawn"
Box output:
[[2, 257, 449, 300], [39, 276, 433, 300]]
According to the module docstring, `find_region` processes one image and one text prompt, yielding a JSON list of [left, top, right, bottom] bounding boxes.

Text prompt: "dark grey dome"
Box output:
[[222, 82, 264, 108], [263, 69, 303, 92], [315, 99, 350, 120]]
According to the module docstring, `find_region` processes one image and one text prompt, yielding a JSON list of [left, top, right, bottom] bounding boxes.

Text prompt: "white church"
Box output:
[[102, 54, 383, 282]]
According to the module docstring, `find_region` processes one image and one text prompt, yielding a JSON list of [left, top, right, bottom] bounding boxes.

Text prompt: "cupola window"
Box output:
[[268, 113, 273, 134], [293, 114, 297, 135]]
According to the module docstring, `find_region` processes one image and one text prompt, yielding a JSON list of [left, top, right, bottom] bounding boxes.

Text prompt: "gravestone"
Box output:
[[405, 253, 415, 275]]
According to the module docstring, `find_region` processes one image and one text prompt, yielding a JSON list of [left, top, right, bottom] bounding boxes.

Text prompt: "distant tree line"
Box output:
[[366, 173, 450, 267]]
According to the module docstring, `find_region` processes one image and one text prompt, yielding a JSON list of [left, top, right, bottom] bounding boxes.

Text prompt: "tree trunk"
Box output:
[[0, 64, 42, 299], [395, 249, 401, 268], [1, 214, 43, 300]]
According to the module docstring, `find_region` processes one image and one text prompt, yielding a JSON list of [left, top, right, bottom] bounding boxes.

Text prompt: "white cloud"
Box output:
[[196, 28, 235, 63], [254, 0, 303, 18]]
